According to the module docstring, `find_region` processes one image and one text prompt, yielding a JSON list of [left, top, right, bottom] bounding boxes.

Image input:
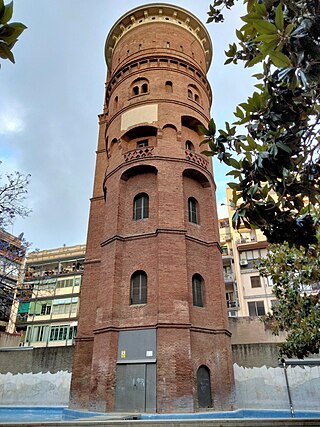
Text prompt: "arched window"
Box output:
[[185, 140, 194, 151], [192, 274, 204, 307], [187, 84, 201, 104], [131, 78, 149, 97], [131, 271, 147, 305], [188, 197, 198, 224], [133, 86, 139, 96], [165, 81, 173, 93], [114, 96, 118, 109], [133, 193, 149, 220], [197, 365, 212, 407]]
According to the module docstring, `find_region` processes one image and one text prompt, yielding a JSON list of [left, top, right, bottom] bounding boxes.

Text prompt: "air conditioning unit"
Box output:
[[240, 260, 248, 266]]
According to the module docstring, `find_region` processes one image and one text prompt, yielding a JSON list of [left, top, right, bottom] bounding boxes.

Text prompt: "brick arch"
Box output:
[[121, 164, 158, 181], [181, 115, 205, 135], [121, 125, 158, 142], [162, 123, 177, 132], [183, 168, 210, 188]]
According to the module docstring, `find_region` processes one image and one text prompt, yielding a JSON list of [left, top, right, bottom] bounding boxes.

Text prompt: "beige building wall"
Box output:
[[219, 187, 274, 318], [21, 245, 85, 348]]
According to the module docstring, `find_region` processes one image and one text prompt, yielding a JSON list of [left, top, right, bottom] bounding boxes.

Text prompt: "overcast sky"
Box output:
[[0, 0, 255, 251]]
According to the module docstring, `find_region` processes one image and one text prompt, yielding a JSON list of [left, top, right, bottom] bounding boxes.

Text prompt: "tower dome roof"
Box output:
[[105, 3, 213, 71]]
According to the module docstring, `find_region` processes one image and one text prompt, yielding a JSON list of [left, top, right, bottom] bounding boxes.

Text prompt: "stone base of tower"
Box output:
[[70, 327, 235, 413]]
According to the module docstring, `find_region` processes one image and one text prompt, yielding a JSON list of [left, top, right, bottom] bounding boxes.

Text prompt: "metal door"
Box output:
[[115, 364, 146, 412], [197, 365, 212, 408]]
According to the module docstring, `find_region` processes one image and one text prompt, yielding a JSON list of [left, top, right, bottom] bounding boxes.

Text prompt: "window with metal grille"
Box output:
[[133, 193, 149, 220], [248, 301, 265, 316], [188, 197, 198, 224], [192, 274, 204, 307], [250, 276, 261, 288], [130, 271, 147, 305]]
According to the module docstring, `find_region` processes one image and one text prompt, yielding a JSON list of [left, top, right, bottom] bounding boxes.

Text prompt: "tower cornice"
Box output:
[[105, 3, 213, 71]]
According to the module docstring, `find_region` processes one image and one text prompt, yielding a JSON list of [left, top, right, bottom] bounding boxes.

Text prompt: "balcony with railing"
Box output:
[[227, 300, 239, 317], [185, 150, 208, 169], [24, 262, 84, 281]]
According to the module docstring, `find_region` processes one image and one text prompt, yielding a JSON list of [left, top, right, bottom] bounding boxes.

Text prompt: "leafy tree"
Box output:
[[259, 229, 320, 358], [0, 163, 31, 229], [0, 0, 26, 66], [202, 0, 320, 248]]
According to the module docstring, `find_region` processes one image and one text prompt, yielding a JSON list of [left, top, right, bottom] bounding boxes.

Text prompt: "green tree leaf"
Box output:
[[275, 4, 284, 31], [269, 51, 291, 67], [0, 40, 14, 62], [0, 1, 12, 24]]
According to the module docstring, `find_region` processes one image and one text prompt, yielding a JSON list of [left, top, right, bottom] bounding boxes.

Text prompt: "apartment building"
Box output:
[[219, 188, 275, 317], [20, 244, 85, 347]]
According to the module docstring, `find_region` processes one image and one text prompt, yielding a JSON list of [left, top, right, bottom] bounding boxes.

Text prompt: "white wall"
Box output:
[[235, 364, 320, 410]]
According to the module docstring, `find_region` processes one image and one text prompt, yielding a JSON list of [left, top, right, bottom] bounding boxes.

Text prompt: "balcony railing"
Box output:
[[227, 300, 239, 309], [236, 236, 257, 245], [185, 150, 208, 169], [25, 265, 84, 281], [124, 146, 154, 162], [224, 273, 234, 282]]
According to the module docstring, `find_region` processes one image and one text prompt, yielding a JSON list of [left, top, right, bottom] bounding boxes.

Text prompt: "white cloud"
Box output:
[[0, 105, 25, 135]]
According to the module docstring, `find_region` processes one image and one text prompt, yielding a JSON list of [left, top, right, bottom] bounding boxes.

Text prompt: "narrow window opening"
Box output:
[[141, 83, 148, 93], [194, 94, 200, 103], [165, 81, 173, 93], [133, 193, 149, 220], [188, 197, 198, 224], [188, 89, 193, 100], [133, 86, 139, 96], [131, 271, 147, 305], [192, 274, 204, 307], [185, 140, 194, 151], [166, 41, 170, 48]]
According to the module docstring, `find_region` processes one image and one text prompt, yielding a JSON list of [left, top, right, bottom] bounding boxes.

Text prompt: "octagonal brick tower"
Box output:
[[70, 3, 234, 413]]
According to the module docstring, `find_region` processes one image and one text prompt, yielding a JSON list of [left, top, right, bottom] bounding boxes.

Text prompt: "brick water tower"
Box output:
[[70, 3, 234, 413]]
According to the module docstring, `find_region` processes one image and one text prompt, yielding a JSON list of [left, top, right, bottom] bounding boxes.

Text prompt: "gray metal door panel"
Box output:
[[115, 364, 146, 412], [145, 363, 156, 412]]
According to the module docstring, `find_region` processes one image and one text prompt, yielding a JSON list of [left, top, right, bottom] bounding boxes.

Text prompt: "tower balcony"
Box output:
[[185, 150, 208, 170]]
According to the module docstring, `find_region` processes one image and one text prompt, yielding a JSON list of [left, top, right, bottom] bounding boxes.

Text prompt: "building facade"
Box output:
[[70, 4, 234, 413], [219, 188, 274, 318], [20, 245, 85, 347]]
